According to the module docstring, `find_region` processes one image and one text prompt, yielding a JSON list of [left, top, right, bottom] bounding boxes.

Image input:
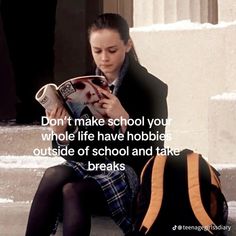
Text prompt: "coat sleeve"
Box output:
[[114, 66, 168, 175]]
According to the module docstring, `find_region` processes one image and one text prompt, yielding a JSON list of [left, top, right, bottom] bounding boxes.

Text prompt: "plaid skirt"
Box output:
[[52, 160, 138, 235]]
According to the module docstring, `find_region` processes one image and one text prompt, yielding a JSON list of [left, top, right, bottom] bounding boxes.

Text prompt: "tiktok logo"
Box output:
[[172, 225, 177, 231]]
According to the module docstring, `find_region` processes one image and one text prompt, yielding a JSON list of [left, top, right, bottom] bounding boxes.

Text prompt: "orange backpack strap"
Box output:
[[208, 164, 221, 189], [140, 156, 155, 184], [187, 152, 216, 234], [140, 155, 167, 234]]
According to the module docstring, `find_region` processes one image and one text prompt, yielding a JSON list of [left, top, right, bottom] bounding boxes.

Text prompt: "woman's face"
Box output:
[[89, 29, 131, 81]]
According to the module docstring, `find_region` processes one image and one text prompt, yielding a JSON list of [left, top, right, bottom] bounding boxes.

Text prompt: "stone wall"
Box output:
[[131, 0, 236, 164], [130, 22, 236, 163]]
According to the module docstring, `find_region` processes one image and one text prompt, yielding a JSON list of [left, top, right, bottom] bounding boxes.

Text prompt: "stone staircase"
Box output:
[[0, 159, 123, 236], [0, 125, 235, 236]]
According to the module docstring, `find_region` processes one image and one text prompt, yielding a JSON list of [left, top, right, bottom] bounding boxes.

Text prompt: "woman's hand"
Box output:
[[94, 88, 129, 133], [99, 89, 129, 119], [45, 106, 69, 136]]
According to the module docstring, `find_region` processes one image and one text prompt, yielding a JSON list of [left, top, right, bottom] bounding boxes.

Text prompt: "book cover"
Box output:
[[35, 75, 109, 119]]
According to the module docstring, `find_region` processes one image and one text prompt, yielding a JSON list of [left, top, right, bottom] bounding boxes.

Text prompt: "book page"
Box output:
[[35, 84, 64, 112]]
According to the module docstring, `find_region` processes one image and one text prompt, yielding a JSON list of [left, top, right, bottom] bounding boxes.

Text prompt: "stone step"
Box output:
[[0, 201, 235, 236], [0, 156, 123, 235], [227, 201, 236, 236], [0, 202, 122, 236], [0, 125, 235, 235], [0, 156, 235, 202], [0, 156, 63, 202], [0, 156, 235, 236], [0, 125, 50, 156]]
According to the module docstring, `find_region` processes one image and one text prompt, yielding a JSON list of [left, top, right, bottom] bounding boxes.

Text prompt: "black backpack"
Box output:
[[134, 149, 228, 236]]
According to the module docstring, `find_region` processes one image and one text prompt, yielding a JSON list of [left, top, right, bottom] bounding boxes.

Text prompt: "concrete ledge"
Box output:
[[213, 164, 236, 202], [55, 217, 122, 236], [0, 158, 235, 202], [0, 157, 63, 202], [0, 167, 45, 202], [228, 201, 236, 236], [0, 125, 50, 156], [0, 122, 235, 235], [0, 157, 235, 236], [209, 92, 236, 164], [0, 201, 234, 236], [131, 23, 236, 158], [0, 202, 30, 236], [0, 203, 122, 236]]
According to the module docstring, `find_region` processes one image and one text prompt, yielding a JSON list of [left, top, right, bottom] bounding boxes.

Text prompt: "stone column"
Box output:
[[133, 0, 155, 26], [103, 0, 133, 26], [153, 0, 164, 23], [191, 0, 218, 24], [177, 0, 191, 21], [208, 0, 218, 24], [190, 0, 218, 24], [190, 0, 201, 23], [164, 0, 177, 23], [133, 0, 218, 26]]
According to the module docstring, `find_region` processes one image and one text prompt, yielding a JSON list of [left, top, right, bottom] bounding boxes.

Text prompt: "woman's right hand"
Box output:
[[45, 106, 69, 135]]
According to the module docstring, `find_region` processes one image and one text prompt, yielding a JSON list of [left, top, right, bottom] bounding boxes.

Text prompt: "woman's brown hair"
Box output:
[[88, 13, 139, 62]]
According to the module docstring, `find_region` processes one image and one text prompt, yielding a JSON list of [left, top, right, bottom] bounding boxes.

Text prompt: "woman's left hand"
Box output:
[[93, 88, 129, 133], [98, 88, 129, 120]]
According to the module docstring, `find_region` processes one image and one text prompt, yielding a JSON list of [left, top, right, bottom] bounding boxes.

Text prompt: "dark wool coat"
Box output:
[[55, 57, 168, 176]]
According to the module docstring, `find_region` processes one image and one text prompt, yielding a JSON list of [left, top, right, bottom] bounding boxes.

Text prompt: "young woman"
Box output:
[[25, 13, 168, 236]]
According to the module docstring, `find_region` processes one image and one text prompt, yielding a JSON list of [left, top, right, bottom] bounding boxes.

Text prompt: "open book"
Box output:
[[35, 75, 109, 119]]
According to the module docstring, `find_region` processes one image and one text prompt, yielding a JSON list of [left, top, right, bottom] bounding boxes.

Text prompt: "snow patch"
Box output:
[[228, 201, 236, 207], [131, 20, 236, 32], [0, 125, 50, 134], [212, 164, 236, 170], [0, 156, 64, 168], [0, 198, 14, 203], [211, 92, 236, 101]]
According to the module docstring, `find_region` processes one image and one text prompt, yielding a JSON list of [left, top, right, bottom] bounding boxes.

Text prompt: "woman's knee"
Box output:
[[36, 165, 76, 194], [43, 165, 74, 183], [62, 181, 91, 202], [62, 180, 108, 214], [44, 165, 63, 179], [63, 182, 82, 199]]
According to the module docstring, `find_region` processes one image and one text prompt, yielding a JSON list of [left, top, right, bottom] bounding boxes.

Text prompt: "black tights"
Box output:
[[25, 165, 108, 236]]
